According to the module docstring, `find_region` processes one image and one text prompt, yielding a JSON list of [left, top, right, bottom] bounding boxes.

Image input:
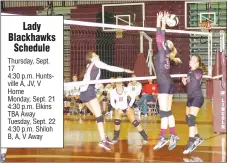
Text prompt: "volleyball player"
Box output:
[[128, 74, 142, 114], [153, 11, 182, 150], [103, 77, 115, 115], [128, 75, 142, 102], [182, 55, 205, 154], [1, 148, 7, 162], [64, 78, 71, 115], [80, 52, 133, 150], [70, 74, 81, 115], [109, 79, 148, 144]]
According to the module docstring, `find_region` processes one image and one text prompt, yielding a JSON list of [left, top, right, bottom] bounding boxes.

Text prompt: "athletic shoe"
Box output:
[[168, 134, 180, 150], [111, 138, 119, 144], [105, 135, 113, 145], [183, 141, 194, 154], [153, 136, 169, 150], [142, 139, 148, 145], [191, 156, 203, 162], [191, 137, 204, 152], [98, 140, 111, 151]]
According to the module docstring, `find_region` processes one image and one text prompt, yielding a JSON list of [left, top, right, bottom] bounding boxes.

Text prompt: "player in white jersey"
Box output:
[[102, 78, 115, 115], [79, 52, 133, 151], [70, 74, 82, 115], [109, 78, 148, 144], [127, 74, 142, 112], [1, 148, 7, 162]]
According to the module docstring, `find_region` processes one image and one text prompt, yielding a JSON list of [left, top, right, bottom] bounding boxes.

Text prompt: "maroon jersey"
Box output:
[[186, 68, 203, 98], [154, 27, 172, 84]]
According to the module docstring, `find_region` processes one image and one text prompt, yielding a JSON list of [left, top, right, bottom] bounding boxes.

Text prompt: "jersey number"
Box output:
[[119, 97, 123, 102]]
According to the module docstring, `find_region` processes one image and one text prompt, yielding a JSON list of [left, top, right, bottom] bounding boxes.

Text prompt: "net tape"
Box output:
[[65, 74, 223, 88], [1, 13, 222, 87], [1, 13, 211, 36]]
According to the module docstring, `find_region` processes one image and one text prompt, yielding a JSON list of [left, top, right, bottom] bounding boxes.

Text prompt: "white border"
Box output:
[[185, 1, 226, 29], [102, 3, 145, 32]]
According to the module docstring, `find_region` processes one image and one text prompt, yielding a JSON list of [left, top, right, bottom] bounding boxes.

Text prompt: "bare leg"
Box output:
[[85, 98, 105, 140]]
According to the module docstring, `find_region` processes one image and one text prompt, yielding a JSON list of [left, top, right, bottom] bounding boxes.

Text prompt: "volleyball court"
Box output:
[[66, 3, 225, 105], [65, 1, 226, 157]]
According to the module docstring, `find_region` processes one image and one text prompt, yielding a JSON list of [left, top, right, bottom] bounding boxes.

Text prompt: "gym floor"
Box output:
[[5, 100, 226, 162]]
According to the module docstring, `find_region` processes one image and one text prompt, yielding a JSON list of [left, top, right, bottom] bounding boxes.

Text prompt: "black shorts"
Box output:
[[63, 97, 71, 102], [102, 97, 108, 102], [80, 88, 97, 103], [158, 83, 174, 94], [186, 96, 204, 108], [74, 98, 82, 103]]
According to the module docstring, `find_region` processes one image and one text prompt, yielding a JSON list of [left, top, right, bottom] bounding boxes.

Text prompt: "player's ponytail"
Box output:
[[169, 46, 177, 61], [193, 54, 207, 74], [197, 56, 207, 74], [86, 52, 94, 63]]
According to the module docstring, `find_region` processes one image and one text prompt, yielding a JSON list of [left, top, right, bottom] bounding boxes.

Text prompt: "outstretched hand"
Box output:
[[182, 77, 187, 85], [162, 11, 170, 21], [124, 69, 134, 73], [157, 11, 163, 21]]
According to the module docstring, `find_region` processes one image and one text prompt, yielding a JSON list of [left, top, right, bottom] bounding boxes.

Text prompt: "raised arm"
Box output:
[[156, 12, 165, 50], [95, 61, 133, 73], [182, 77, 187, 85]]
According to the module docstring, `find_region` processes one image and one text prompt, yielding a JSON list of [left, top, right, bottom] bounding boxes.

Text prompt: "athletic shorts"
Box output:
[[74, 98, 82, 103], [80, 88, 97, 103], [158, 83, 174, 94], [114, 108, 128, 113], [63, 97, 71, 102], [186, 96, 204, 108], [102, 97, 108, 102]]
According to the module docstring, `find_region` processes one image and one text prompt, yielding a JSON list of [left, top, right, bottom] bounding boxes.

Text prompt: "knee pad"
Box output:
[[159, 111, 169, 118], [96, 116, 104, 123], [132, 120, 140, 127], [114, 119, 121, 125], [185, 115, 188, 124], [187, 114, 196, 127]]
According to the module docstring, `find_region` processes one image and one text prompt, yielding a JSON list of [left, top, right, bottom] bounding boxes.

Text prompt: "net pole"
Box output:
[[220, 31, 226, 52], [210, 34, 213, 77]]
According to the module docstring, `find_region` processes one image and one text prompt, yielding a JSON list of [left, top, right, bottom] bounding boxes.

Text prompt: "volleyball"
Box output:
[[166, 14, 179, 27]]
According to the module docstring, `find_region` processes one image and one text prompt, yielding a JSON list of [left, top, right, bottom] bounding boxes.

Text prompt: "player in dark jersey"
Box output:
[[182, 55, 205, 154], [80, 52, 134, 151], [153, 11, 182, 150]]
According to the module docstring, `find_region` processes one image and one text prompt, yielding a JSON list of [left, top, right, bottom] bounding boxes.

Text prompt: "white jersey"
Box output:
[[64, 82, 71, 96], [71, 84, 80, 96], [96, 83, 104, 97], [110, 87, 135, 110], [80, 61, 124, 92], [128, 82, 142, 97]]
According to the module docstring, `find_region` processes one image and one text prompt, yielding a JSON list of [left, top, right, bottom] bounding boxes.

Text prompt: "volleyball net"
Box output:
[[1, 13, 225, 89], [65, 18, 225, 87]]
